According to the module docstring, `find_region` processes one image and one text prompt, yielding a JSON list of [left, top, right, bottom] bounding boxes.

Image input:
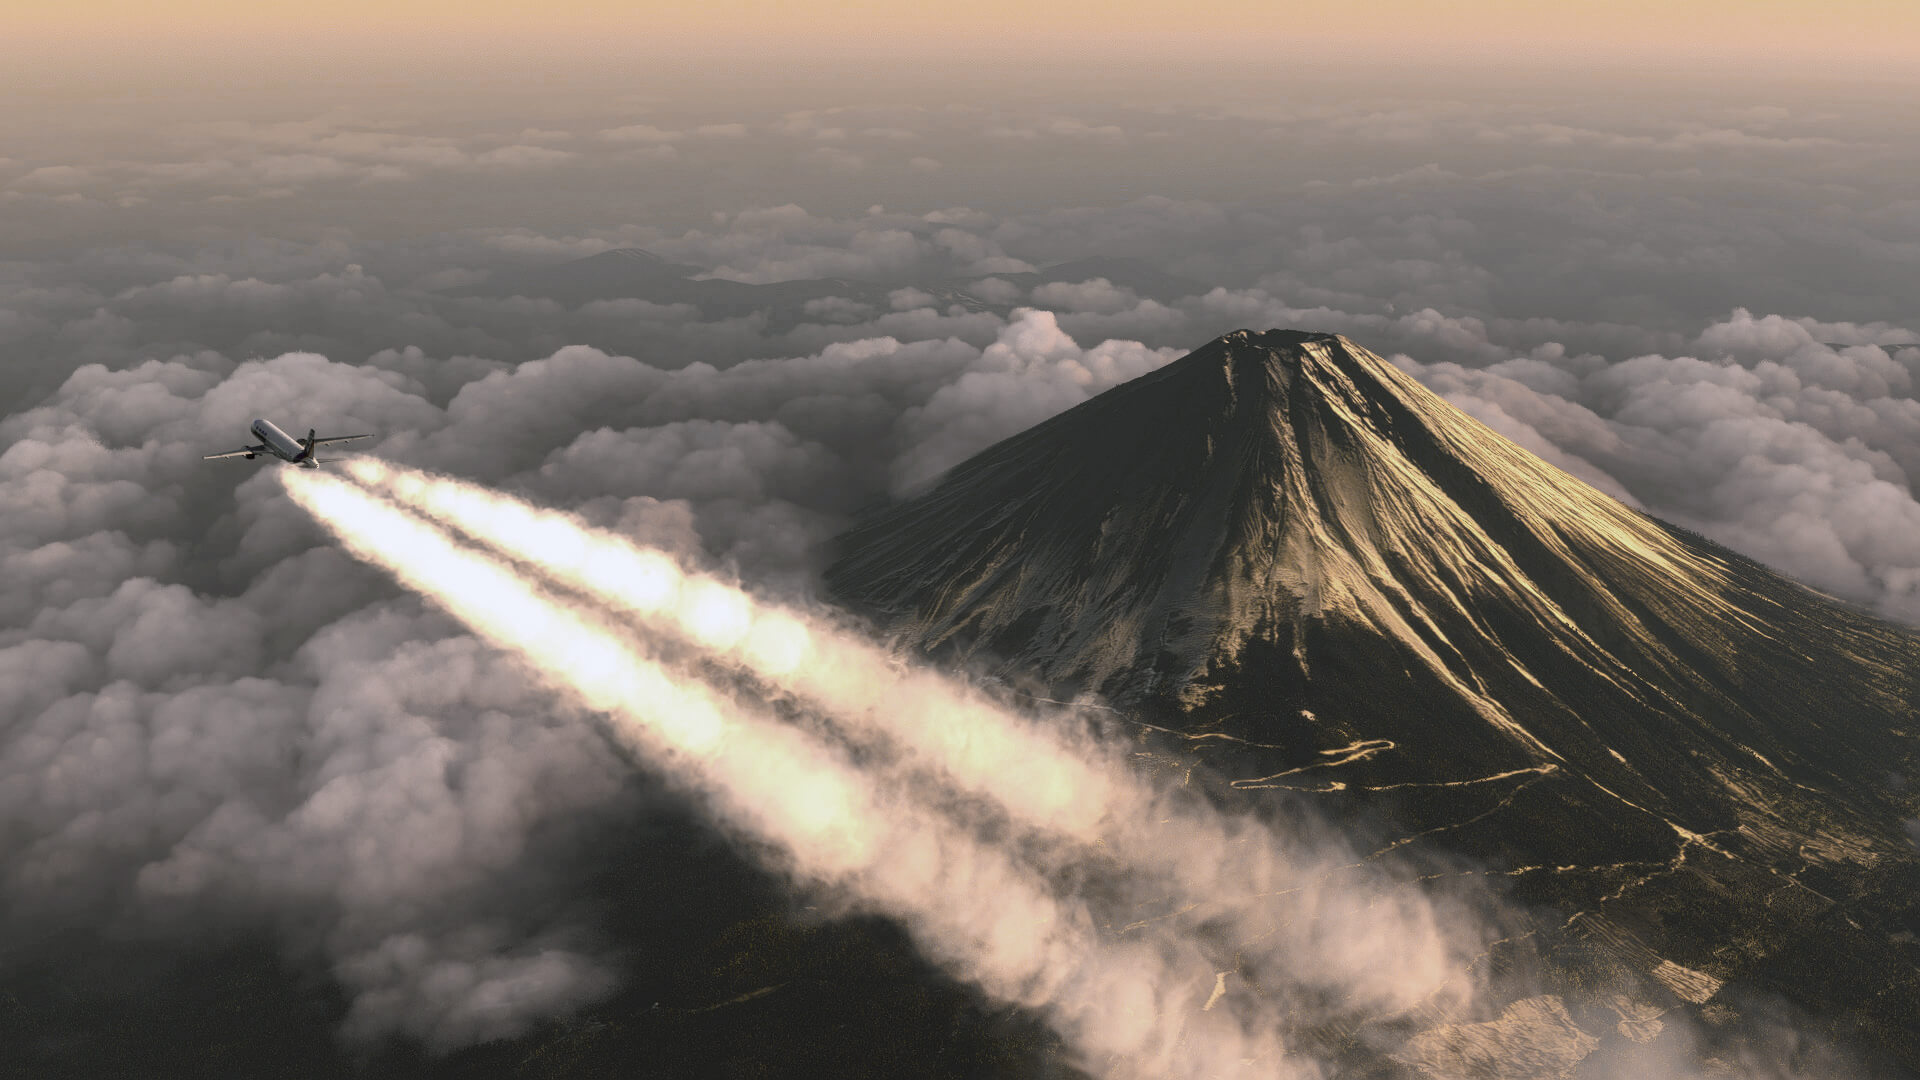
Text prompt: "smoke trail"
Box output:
[[281, 469, 1297, 1079], [345, 457, 1485, 1024], [345, 456, 1121, 837]]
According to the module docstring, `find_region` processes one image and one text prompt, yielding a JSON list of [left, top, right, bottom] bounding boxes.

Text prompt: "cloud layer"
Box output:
[[3, 66, 1917, 1070]]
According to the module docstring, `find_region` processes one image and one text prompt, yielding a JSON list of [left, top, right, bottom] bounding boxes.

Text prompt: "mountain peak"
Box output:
[[828, 327, 1915, 823], [1212, 327, 1336, 375], [1195, 328, 1458, 432], [1216, 326, 1336, 351], [836, 328, 1712, 709]]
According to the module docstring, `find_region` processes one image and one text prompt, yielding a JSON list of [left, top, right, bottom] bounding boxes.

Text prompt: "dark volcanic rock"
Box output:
[[827, 329, 1920, 1074]]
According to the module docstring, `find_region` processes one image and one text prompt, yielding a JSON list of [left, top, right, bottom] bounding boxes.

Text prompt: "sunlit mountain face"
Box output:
[[829, 329, 1920, 1074]]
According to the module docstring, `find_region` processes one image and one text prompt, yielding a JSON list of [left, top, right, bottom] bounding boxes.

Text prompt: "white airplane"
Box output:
[[203, 418, 374, 469]]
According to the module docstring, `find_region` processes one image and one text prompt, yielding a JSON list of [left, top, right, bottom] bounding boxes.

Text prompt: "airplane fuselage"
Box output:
[[251, 418, 319, 467], [205, 420, 371, 468]]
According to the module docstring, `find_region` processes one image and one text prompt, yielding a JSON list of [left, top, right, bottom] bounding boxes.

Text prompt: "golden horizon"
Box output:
[[11, 0, 1919, 66]]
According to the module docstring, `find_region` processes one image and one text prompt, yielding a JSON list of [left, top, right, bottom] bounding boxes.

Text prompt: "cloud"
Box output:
[[4, 74, 1918, 1071], [802, 145, 866, 173], [887, 286, 935, 311], [620, 142, 682, 163], [3, 299, 1899, 1073], [891, 309, 1180, 493], [533, 419, 850, 569], [968, 276, 1022, 304], [1478, 120, 1845, 153], [11, 165, 100, 191], [1399, 309, 1920, 619], [0, 301, 1200, 1051], [472, 145, 578, 170], [3, 560, 631, 1040], [800, 295, 875, 323], [597, 123, 679, 143], [1030, 276, 1141, 314], [930, 227, 1033, 276], [686, 208, 928, 284]]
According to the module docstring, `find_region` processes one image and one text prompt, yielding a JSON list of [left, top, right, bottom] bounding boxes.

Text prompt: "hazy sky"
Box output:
[[3, 15, 1919, 1071], [12, 0, 1920, 67]]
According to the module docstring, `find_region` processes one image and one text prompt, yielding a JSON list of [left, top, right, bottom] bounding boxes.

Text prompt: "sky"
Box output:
[[2, 9, 1919, 1073], [10, 0, 1920, 67]]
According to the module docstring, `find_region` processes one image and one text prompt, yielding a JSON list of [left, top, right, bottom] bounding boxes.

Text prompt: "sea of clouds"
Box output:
[[2, 69, 1916, 1061]]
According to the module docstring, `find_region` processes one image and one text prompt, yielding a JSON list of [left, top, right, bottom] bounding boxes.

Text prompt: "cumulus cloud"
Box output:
[[472, 144, 578, 170], [968, 276, 1022, 304], [891, 310, 1180, 492], [0, 349, 641, 1041], [1399, 310, 1920, 620], [0, 302, 1200, 1054], [800, 295, 874, 323], [887, 286, 935, 311]]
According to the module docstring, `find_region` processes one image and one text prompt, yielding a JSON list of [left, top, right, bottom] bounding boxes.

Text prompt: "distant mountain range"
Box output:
[[827, 329, 1920, 1075]]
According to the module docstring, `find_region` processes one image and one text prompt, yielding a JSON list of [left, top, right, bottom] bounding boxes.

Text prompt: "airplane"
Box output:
[[203, 418, 374, 469]]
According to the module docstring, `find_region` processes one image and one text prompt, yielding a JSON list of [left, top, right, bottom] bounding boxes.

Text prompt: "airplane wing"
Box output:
[[203, 444, 268, 460], [309, 434, 374, 446]]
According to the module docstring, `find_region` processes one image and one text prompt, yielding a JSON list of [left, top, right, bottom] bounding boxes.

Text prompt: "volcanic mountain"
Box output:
[[827, 329, 1920, 1072]]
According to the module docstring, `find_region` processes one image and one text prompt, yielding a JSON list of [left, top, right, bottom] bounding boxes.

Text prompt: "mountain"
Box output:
[[826, 329, 1920, 1073]]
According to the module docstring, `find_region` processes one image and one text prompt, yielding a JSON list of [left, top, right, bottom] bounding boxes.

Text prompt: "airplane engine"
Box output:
[[244, 452, 256, 459]]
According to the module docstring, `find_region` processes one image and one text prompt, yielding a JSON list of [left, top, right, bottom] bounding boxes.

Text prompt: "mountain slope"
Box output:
[[826, 329, 1920, 1070]]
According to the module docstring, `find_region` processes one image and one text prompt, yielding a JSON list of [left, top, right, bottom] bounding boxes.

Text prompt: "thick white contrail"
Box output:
[[344, 458, 1480, 1022], [344, 457, 1124, 841], [282, 469, 1293, 1080]]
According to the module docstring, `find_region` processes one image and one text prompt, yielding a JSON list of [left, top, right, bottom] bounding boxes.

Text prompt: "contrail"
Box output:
[[343, 458, 1482, 1023], [344, 457, 1123, 841], [282, 469, 1294, 1079]]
